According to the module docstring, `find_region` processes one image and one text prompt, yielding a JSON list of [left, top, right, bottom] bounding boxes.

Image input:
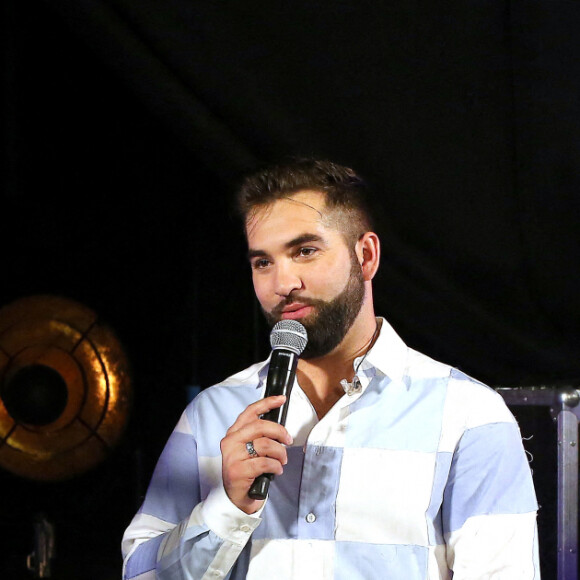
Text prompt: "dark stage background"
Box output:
[[2, 0, 579, 578]]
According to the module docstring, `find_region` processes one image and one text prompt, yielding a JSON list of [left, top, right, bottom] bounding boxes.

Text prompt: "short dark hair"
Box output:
[[236, 158, 374, 244]]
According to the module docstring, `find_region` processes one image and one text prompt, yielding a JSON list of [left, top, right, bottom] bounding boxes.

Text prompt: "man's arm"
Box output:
[[122, 395, 291, 579], [442, 388, 540, 578], [122, 484, 262, 580]]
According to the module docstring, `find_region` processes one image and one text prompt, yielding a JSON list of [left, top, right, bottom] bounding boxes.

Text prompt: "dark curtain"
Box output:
[[32, 0, 580, 385]]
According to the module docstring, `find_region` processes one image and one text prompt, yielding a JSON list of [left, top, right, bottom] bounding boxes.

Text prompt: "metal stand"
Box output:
[[26, 513, 55, 578], [497, 386, 580, 580]]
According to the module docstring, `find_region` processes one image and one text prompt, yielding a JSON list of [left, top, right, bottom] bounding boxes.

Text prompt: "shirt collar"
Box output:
[[354, 317, 409, 384], [253, 317, 409, 391]]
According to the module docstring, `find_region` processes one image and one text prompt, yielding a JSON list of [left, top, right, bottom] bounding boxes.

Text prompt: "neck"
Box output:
[[296, 310, 379, 419]]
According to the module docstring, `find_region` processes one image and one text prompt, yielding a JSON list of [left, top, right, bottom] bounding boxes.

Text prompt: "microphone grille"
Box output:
[[270, 320, 308, 355]]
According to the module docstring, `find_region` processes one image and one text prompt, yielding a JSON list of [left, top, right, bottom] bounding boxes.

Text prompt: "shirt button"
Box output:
[[306, 512, 316, 523], [240, 524, 251, 533]]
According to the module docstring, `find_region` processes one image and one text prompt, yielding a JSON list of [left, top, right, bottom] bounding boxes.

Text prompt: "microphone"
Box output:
[[340, 376, 362, 396], [248, 319, 308, 500]]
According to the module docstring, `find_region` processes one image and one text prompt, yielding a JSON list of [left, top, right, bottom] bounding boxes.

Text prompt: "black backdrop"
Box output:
[[2, 0, 579, 577]]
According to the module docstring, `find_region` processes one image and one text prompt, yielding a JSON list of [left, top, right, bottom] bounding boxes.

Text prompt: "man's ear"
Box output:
[[356, 232, 381, 281]]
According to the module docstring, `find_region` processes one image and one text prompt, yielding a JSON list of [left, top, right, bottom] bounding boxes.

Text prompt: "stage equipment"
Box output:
[[0, 295, 131, 481], [26, 513, 55, 578], [497, 386, 580, 580]]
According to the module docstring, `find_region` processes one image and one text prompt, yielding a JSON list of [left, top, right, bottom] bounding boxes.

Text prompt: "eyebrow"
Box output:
[[247, 233, 326, 260]]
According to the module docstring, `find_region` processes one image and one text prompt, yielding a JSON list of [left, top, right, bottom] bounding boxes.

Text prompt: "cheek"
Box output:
[[310, 263, 350, 295], [252, 275, 272, 307]]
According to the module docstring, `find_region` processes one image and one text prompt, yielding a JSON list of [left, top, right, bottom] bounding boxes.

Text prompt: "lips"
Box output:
[[280, 303, 314, 320]]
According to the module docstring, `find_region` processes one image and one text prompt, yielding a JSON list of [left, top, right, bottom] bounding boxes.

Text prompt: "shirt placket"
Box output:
[[296, 382, 368, 543]]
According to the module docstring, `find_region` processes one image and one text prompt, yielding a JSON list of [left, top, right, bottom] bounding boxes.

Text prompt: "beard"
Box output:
[[263, 253, 365, 359]]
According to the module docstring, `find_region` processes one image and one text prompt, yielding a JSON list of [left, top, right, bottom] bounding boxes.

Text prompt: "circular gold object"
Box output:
[[0, 295, 131, 481]]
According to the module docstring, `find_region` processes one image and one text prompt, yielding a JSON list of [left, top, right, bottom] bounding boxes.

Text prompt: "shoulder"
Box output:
[[419, 360, 517, 454], [403, 349, 515, 456], [407, 348, 512, 423], [176, 360, 267, 439], [445, 366, 515, 428]]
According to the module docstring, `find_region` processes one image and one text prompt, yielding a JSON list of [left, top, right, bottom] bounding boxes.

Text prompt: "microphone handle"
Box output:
[[248, 349, 298, 500]]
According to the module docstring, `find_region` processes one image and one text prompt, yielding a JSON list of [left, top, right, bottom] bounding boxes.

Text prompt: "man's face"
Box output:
[[246, 191, 365, 358]]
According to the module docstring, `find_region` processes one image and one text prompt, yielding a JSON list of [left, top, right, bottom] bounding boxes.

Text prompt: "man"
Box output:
[[122, 159, 540, 579]]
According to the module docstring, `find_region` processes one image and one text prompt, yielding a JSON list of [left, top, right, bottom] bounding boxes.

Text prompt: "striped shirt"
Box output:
[[122, 318, 540, 579]]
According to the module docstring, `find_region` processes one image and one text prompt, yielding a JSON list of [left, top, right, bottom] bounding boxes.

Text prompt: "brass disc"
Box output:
[[0, 295, 131, 481]]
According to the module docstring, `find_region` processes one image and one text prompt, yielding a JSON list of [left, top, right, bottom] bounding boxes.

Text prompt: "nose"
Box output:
[[273, 261, 302, 297]]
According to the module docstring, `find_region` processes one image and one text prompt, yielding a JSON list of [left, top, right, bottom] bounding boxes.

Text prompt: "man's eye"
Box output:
[[252, 259, 271, 270], [297, 247, 317, 258]]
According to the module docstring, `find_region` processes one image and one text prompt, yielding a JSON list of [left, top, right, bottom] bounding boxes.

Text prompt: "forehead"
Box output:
[[245, 190, 336, 244]]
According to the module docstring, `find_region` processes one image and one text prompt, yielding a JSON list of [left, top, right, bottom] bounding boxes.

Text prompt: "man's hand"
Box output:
[[220, 395, 293, 514]]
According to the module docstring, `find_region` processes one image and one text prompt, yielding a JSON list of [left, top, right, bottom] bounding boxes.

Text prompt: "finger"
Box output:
[[230, 419, 293, 447], [227, 395, 287, 432], [251, 437, 288, 465], [228, 455, 285, 482]]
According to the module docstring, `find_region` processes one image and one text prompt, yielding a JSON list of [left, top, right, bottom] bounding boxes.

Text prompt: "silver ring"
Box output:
[[245, 441, 258, 457]]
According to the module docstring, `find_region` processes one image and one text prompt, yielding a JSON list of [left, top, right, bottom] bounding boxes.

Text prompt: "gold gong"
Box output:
[[0, 295, 131, 481]]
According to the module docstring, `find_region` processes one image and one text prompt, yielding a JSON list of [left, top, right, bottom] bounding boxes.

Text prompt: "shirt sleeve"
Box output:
[[442, 401, 541, 578], [121, 409, 263, 580]]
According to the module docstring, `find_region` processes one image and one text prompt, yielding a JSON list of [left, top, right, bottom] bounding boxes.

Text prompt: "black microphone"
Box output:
[[248, 319, 308, 500]]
